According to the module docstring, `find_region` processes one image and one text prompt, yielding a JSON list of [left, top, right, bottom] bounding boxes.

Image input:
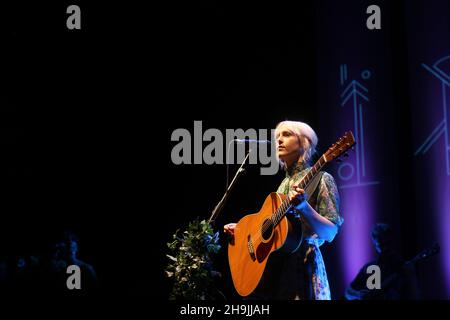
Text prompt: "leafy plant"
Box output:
[[165, 218, 222, 300]]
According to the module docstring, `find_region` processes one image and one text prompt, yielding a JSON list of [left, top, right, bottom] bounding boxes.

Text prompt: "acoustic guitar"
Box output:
[[228, 131, 355, 296]]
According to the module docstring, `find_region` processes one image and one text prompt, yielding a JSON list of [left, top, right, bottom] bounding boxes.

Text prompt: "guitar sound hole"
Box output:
[[261, 219, 274, 241]]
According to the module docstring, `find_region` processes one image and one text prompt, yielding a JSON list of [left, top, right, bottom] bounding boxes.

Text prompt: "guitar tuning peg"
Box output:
[[344, 153, 349, 158]]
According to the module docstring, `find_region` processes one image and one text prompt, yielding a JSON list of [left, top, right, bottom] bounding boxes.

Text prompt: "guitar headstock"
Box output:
[[412, 243, 440, 263], [323, 131, 356, 163]]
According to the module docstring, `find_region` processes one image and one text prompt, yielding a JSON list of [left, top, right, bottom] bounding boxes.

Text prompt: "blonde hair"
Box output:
[[275, 120, 318, 168]]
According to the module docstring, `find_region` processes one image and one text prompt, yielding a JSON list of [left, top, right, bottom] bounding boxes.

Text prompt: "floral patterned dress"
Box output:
[[253, 162, 343, 300]]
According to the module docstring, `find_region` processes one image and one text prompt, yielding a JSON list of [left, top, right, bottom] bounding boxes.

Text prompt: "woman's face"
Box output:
[[276, 125, 303, 165]]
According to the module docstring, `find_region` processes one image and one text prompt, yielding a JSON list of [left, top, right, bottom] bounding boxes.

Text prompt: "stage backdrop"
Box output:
[[162, 0, 449, 300], [315, 0, 450, 299]]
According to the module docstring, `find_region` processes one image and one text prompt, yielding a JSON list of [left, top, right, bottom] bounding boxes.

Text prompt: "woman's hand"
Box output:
[[289, 185, 308, 210], [223, 223, 237, 237]]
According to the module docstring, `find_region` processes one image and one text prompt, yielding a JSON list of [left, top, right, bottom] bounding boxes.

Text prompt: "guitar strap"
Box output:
[[305, 171, 324, 205]]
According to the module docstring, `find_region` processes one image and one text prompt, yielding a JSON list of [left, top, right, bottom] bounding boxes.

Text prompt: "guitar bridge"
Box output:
[[247, 235, 256, 261]]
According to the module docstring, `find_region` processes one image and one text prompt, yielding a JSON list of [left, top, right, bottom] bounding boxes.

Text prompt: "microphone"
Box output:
[[235, 139, 271, 144]]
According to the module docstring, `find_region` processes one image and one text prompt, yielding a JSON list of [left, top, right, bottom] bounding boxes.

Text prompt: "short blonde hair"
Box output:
[[275, 120, 318, 167]]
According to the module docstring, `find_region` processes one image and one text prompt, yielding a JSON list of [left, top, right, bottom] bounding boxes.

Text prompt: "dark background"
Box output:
[[2, 0, 449, 304], [3, 1, 151, 297]]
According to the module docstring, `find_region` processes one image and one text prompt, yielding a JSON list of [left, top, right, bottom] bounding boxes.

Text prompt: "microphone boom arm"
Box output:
[[208, 150, 252, 225]]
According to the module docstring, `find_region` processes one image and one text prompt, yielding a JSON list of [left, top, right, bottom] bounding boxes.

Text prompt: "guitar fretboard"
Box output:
[[271, 156, 327, 226]]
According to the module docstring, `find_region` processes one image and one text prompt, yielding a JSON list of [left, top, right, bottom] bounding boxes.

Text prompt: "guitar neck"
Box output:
[[370, 245, 440, 296], [298, 156, 327, 189], [270, 130, 355, 227], [272, 155, 327, 226]]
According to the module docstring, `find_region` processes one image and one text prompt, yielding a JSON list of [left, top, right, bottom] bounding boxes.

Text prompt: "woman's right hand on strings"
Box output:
[[223, 223, 237, 237]]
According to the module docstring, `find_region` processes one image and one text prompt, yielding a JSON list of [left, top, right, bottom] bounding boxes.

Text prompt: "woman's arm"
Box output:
[[290, 186, 338, 242], [300, 200, 338, 242]]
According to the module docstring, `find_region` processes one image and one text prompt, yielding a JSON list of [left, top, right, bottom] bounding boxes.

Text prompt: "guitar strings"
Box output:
[[245, 138, 352, 246], [250, 180, 305, 245], [249, 158, 326, 246]]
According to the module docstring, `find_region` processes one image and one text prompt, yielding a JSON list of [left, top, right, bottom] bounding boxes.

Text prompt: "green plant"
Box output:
[[165, 218, 222, 300]]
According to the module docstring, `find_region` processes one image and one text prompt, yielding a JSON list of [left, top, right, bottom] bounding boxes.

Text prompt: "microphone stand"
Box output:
[[208, 150, 252, 225]]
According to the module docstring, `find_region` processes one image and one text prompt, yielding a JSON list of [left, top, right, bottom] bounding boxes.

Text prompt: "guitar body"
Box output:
[[228, 192, 303, 297]]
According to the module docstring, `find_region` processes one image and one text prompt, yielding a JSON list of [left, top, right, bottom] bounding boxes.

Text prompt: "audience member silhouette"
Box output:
[[345, 223, 420, 300], [2, 230, 99, 295], [48, 230, 99, 294]]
